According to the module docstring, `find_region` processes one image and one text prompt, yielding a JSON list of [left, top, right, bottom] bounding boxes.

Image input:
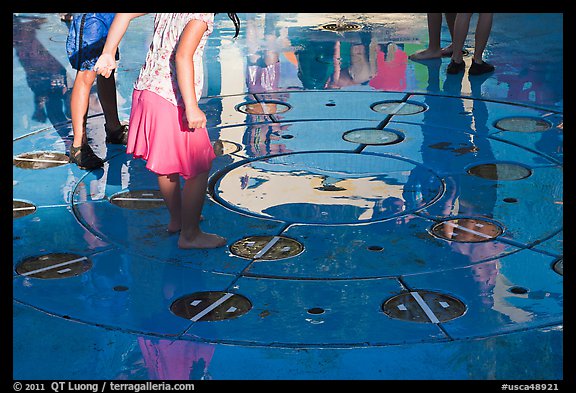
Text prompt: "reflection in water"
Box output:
[[13, 14, 71, 135], [413, 60, 545, 325], [215, 152, 443, 224], [136, 338, 215, 380]]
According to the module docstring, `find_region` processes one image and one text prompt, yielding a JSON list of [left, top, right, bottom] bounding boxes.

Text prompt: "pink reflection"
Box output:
[[137, 337, 216, 380]]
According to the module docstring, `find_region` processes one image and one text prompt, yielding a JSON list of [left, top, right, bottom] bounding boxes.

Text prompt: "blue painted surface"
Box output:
[[13, 13, 563, 380]]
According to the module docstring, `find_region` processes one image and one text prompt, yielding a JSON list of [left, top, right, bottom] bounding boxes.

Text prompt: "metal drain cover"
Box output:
[[230, 236, 304, 260], [170, 291, 252, 321], [13, 151, 70, 169], [320, 22, 362, 32], [237, 101, 290, 115], [431, 218, 503, 242], [110, 190, 164, 209], [13, 200, 36, 218], [371, 100, 426, 115], [382, 290, 466, 323], [213, 140, 241, 156], [342, 128, 404, 145], [16, 253, 92, 279], [467, 162, 532, 180], [553, 259, 563, 275], [495, 117, 552, 132]]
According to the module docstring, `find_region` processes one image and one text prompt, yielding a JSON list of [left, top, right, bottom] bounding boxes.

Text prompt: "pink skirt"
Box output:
[[127, 89, 216, 180]]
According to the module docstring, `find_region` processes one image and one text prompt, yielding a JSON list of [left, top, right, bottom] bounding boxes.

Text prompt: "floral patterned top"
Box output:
[[134, 13, 214, 106]]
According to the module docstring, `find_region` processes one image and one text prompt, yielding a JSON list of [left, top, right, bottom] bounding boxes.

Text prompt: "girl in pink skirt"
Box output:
[[95, 13, 240, 249]]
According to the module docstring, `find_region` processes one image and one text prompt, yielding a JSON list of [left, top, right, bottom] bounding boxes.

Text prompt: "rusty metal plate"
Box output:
[[13, 200, 36, 219], [16, 253, 92, 279], [110, 190, 165, 209], [431, 218, 503, 242], [382, 290, 466, 323], [230, 236, 304, 260], [237, 101, 291, 115], [13, 151, 70, 169], [170, 291, 252, 322]]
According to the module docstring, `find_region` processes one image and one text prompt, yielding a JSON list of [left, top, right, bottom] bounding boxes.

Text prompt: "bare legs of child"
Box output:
[[69, 70, 127, 169], [96, 73, 127, 141], [158, 172, 226, 249], [448, 13, 494, 75], [70, 69, 104, 169], [409, 13, 456, 60]]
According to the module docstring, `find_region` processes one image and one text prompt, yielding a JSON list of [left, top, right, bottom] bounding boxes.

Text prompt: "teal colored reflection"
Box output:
[[214, 152, 443, 224]]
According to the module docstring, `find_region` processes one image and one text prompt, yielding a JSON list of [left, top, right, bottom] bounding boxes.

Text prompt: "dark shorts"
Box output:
[[66, 13, 119, 71]]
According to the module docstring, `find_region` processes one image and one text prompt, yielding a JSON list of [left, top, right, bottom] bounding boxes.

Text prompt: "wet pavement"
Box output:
[[13, 13, 563, 380]]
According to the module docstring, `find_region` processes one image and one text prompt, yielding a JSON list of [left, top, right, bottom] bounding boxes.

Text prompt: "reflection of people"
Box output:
[[243, 14, 290, 156], [295, 41, 335, 90], [245, 14, 281, 94], [369, 42, 408, 91], [447, 13, 495, 75], [13, 15, 71, 134], [409, 13, 456, 60], [137, 337, 216, 380], [66, 13, 129, 169], [96, 13, 240, 249], [326, 34, 377, 88]]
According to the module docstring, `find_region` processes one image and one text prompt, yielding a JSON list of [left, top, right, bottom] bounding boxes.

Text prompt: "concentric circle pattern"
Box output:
[[12, 12, 563, 379]]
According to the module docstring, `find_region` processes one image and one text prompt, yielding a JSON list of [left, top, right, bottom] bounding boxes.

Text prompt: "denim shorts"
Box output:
[[66, 13, 119, 71]]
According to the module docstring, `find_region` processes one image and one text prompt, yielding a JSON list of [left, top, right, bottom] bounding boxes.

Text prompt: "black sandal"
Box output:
[[105, 124, 129, 145], [469, 60, 495, 76], [69, 144, 104, 169]]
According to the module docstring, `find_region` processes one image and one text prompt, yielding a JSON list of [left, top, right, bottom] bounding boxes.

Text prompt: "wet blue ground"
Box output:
[[13, 13, 563, 381]]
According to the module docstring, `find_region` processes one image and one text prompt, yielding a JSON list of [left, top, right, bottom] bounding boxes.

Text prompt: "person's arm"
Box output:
[[95, 13, 147, 78], [175, 18, 208, 130]]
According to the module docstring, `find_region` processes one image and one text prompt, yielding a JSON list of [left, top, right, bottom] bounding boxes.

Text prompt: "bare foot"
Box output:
[[440, 44, 453, 57], [409, 48, 443, 60], [178, 231, 227, 249]]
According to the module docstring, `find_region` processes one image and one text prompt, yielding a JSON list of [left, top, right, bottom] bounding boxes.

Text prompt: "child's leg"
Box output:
[[472, 13, 494, 64], [157, 173, 183, 233], [450, 13, 473, 64], [70, 70, 97, 148], [441, 13, 457, 55], [178, 171, 226, 249], [409, 13, 443, 60], [96, 71, 122, 132]]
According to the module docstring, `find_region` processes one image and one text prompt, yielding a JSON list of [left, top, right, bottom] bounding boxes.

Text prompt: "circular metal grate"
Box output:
[[230, 235, 304, 260], [431, 218, 503, 242], [495, 117, 552, 132], [342, 128, 404, 145], [109, 190, 165, 209], [320, 22, 362, 32], [16, 253, 93, 279], [467, 162, 532, 181], [13, 151, 70, 169], [13, 200, 36, 219], [382, 290, 466, 323], [553, 259, 563, 276], [213, 140, 241, 156], [170, 291, 252, 322], [237, 101, 291, 115], [371, 100, 426, 115]]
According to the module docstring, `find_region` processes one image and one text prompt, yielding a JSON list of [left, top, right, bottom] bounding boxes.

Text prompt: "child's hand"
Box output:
[[183, 106, 207, 130], [94, 53, 117, 78]]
